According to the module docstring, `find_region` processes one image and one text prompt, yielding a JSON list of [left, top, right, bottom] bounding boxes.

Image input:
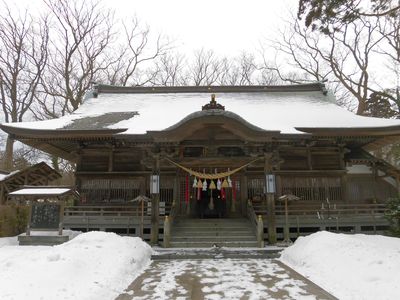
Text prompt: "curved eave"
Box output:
[[146, 111, 281, 142], [295, 125, 400, 136], [0, 124, 127, 139]]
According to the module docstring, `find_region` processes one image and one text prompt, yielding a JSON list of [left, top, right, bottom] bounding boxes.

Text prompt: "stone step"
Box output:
[[169, 241, 259, 248], [173, 226, 254, 232], [175, 219, 251, 225], [18, 235, 69, 246], [172, 230, 255, 237], [171, 236, 257, 242]]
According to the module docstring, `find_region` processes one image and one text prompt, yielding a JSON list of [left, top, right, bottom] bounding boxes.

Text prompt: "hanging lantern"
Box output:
[[202, 180, 208, 191], [209, 180, 216, 190], [221, 178, 229, 188], [217, 178, 222, 190], [192, 177, 198, 188], [197, 179, 203, 188]]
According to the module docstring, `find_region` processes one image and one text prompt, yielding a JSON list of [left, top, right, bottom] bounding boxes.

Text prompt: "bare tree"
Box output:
[[103, 18, 171, 87], [187, 49, 223, 86], [0, 4, 49, 170], [35, 0, 114, 119], [149, 52, 186, 86], [267, 15, 384, 114]]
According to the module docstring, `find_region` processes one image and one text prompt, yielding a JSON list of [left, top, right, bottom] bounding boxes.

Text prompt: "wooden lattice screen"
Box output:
[[80, 178, 142, 203], [280, 176, 342, 201]]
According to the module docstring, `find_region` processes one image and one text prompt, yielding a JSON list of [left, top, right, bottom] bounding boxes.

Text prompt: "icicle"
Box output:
[[202, 180, 208, 191], [217, 178, 222, 190], [193, 177, 198, 188]]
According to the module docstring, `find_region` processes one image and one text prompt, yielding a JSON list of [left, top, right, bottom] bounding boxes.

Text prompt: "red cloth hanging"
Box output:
[[185, 175, 189, 203]]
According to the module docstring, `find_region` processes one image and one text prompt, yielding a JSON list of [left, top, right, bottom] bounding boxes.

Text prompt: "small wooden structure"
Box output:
[[130, 195, 151, 238], [9, 186, 78, 245], [277, 194, 300, 244], [0, 162, 61, 205]]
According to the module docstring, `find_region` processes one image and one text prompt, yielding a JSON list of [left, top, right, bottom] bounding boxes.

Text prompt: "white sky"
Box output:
[[8, 0, 298, 56], [112, 0, 298, 56]]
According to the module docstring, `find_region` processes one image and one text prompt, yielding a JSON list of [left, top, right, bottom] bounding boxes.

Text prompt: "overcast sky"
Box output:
[[8, 0, 298, 56]]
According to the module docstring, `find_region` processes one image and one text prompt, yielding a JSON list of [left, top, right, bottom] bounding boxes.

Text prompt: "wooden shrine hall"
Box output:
[[1, 83, 400, 247]]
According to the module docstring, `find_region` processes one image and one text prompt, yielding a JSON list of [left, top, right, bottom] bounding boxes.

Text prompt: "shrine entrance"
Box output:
[[197, 180, 227, 218], [176, 172, 242, 219]]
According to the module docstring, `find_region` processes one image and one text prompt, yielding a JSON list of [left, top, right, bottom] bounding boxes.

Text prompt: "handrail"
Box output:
[[163, 200, 177, 248], [247, 200, 264, 247], [247, 200, 258, 230]]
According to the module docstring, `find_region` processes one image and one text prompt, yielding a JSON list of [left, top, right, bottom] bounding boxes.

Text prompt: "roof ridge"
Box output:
[[92, 83, 328, 96]]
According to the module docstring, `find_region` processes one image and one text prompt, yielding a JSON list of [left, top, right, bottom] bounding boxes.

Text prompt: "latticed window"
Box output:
[[280, 176, 342, 201], [80, 178, 142, 203]]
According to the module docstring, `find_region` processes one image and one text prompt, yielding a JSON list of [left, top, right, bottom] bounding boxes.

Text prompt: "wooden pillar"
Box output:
[[341, 175, 348, 202], [173, 173, 179, 214], [0, 183, 5, 205], [265, 153, 277, 244], [108, 148, 114, 172], [150, 155, 160, 245], [266, 193, 277, 244], [306, 146, 313, 170], [240, 173, 248, 215]]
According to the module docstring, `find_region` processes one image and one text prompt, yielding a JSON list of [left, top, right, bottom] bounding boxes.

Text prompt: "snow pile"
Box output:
[[280, 231, 400, 300], [0, 231, 152, 300], [0, 236, 18, 247]]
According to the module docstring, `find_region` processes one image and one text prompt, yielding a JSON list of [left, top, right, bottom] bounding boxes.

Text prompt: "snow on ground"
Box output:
[[0, 231, 152, 300], [128, 259, 320, 300], [280, 231, 400, 300]]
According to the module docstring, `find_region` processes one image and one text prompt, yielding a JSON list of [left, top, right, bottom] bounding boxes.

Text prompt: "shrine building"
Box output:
[[1, 83, 400, 247]]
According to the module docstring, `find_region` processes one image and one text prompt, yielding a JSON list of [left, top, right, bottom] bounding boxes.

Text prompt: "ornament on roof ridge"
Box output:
[[202, 94, 225, 111]]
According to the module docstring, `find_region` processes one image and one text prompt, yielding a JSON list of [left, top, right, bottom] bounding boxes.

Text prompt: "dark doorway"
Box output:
[[196, 181, 227, 218]]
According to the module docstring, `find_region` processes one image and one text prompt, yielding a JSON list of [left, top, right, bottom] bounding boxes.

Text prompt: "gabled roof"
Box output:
[[1, 83, 400, 139]]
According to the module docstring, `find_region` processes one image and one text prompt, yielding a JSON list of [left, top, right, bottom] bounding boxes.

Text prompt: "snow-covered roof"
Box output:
[[0, 170, 18, 182], [2, 84, 400, 135], [9, 187, 72, 196]]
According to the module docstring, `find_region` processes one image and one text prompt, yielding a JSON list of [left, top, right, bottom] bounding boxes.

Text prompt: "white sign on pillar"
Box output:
[[266, 174, 276, 194], [150, 175, 160, 194]]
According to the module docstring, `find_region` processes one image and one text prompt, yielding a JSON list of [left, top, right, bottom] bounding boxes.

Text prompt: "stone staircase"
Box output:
[[169, 217, 259, 248]]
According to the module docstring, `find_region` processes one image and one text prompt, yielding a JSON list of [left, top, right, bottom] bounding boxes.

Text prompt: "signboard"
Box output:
[[266, 174, 276, 194], [29, 203, 63, 231], [150, 175, 160, 194]]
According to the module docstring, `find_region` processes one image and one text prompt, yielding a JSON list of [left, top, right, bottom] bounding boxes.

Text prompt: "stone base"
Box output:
[[18, 235, 69, 246]]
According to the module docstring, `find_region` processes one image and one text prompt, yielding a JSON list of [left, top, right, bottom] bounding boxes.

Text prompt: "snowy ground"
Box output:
[[1, 230, 399, 300], [280, 231, 400, 300], [0, 231, 152, 300], [117, 258, 331, 300]]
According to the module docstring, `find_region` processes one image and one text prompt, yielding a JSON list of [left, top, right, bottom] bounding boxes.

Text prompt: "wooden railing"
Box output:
[[247, 200, 258, 230], [64, 205, 170, 217], [252, 202, 387, 217]]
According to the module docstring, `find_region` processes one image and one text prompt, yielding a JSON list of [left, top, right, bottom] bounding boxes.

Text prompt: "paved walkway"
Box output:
[[116, 258, 337, 300]]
